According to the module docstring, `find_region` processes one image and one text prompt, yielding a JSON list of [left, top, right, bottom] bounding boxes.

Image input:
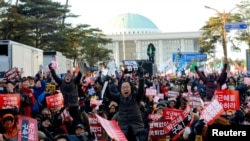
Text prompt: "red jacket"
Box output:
[[20, 87, 35, 117]]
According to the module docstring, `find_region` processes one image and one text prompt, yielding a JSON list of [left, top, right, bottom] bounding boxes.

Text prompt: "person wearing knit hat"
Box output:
[[0, 112, 18, 141], [68, 124, 89, 141]]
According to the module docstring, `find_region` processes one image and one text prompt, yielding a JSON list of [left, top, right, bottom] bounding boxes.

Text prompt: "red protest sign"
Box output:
[[95, 114, 128, 141], [149, 119, 168, 139], [18, 116, 38, 141], [162, 108, 183, 121], [5, 67, 19, 80], [163, 108, 193, 141], [148, 115, 168, 139], [199, 98, 224, 125], [0, 94, 20, 109], [146, 88, 157, 96], [88, 114, 105, 139], [46, 93, 64, 109], [215, 90, 240, 111]]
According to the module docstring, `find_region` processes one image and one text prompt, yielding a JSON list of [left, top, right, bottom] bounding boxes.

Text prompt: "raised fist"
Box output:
[[48, 63, 53, 70]]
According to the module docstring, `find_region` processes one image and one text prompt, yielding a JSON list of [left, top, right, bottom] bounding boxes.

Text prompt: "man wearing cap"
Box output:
[[68, 124, 88, 141]]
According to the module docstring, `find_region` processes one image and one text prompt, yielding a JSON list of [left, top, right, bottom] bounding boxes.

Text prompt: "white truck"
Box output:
[[43, 51, 74, 76], [0, 40, 43, 78]]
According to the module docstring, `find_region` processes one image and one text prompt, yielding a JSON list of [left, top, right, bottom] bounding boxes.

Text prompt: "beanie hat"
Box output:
[[2, 113, 15, 124], [2, 113, 14, 119], [168, 98, 177, 103], [1, 113, 16, 131], [75, 124, 85, 130]]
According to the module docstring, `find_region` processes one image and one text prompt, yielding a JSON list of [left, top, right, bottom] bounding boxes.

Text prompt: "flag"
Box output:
[[234, 61, 244, 72], [216, 61, 223, 70], [190, 61, 198, 72], [158, 58, 173, 72]]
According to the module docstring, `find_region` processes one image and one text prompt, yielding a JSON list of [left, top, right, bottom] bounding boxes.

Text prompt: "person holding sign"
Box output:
[[48, 63, 82, 134], [19, 78, 36, 117], [106, 67, 148, 141]]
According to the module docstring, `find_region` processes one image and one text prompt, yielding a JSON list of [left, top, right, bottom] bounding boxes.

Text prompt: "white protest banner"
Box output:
[[199, 98, 224, 125]]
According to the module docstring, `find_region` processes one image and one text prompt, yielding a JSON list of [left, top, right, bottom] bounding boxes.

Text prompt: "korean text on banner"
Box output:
[[0, 94, 20, 109], [18, 116, 38, 141], [199, 98, 224, 125], [95, 114, 128, 141]]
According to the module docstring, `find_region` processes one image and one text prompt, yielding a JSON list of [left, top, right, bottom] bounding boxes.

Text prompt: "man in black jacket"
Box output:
[[48, 64, 82, 134]]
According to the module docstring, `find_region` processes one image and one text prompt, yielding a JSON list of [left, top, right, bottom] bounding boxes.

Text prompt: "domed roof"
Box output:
[[102, 13, 161, 35]]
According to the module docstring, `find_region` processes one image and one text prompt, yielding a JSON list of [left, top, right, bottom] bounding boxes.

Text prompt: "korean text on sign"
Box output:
[[199, 99, 224, 125]]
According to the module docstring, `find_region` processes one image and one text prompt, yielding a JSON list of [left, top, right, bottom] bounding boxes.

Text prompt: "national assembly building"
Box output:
[[101, 13, 201, 73]]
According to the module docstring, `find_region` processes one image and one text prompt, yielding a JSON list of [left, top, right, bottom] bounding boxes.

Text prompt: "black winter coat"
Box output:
[[50, 69, 82, 107], [106, 78, 145, 135]]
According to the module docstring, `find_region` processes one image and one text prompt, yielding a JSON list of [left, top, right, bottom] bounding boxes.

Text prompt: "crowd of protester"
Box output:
[[0, 62, 249, 141]]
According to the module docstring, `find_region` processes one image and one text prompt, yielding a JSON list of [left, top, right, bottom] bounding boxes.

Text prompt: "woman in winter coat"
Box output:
[[106, 67, 148, 141], [194, 63, 227, 101]]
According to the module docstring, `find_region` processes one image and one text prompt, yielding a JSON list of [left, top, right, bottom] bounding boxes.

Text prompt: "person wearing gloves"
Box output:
[[194, 63, 227, 101], [48, 63, 82, 134], [105, 67, 148, 141]]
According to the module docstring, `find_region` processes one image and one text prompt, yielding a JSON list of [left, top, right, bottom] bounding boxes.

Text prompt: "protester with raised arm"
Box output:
[[48, 63, 82, 134], [105, 67, 148, 141], [194, 63, 227, 101]]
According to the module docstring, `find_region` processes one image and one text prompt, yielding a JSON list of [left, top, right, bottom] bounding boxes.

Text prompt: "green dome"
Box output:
[[103, 13, 161, 35]]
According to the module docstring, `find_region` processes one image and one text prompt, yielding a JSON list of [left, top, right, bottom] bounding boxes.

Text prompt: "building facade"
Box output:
[[102, 13, 201, 70]]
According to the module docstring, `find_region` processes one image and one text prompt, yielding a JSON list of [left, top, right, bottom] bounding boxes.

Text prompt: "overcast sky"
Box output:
[[53, 0, 241, 32]]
